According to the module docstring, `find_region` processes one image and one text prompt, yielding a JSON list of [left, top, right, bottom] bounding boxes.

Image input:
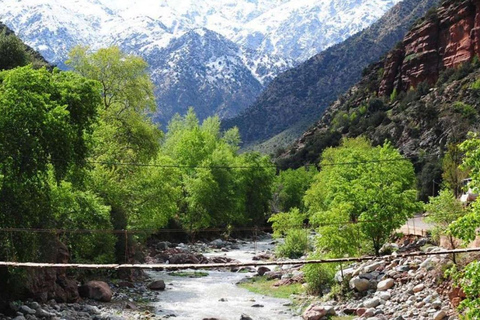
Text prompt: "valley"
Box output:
[[2, 0, 480, 319]]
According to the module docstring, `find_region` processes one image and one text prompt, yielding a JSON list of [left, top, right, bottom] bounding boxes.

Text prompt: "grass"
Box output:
[[237, 276, 305, 299], [168, 271, 209, 278]]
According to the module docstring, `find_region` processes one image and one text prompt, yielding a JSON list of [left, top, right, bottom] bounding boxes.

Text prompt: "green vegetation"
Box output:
[[238, 276, 305, 299], [0, 45, 277, 300], [276, 228, 309, 259], [272, 137, 420, 293], [305, 137, 420, 255], [0, 28, 30, 70], [425, 190, 465, 259], [168, 271, 209, 278]]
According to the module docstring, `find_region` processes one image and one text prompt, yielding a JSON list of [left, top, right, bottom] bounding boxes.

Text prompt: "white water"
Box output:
[[146, 238, 301, 320]]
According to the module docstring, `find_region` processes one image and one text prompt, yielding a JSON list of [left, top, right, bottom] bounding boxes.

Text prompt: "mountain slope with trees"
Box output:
[[223, 0, 440, 150], [279, 0, 480, 201]]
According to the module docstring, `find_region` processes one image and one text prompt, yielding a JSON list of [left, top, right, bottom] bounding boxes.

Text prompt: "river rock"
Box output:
[[302, 304, 336, 320], [364, 261, 385, 273], [433, 310, 446, 320], [78, 281, 112, 302], [364, 297, 381, 308], [210, 239, 226, 248], [335, 267, 355, 282], [19, 306, 36, 315], [413, 283, 425, 293], [257, 266, 270, 276], [240, 315, 253, 320], [377, 278, 394, 291], [147, 280, 166, 291], [350, 277, 370, 292]]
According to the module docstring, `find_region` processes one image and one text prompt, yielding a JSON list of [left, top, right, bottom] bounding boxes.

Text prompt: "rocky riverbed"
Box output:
[[302, 238, 461, 320], [0, 235, 300, 320], [0, 235, 465, 320]]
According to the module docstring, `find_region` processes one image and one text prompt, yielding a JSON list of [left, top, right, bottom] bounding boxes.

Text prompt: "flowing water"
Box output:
[[146, 238, 302, 320]]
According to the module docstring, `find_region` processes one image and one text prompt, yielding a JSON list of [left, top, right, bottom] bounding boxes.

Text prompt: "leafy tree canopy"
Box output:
[[305, 137, 421, 255]]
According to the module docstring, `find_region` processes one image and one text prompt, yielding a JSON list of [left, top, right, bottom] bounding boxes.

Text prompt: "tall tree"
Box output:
[[67, 46, 177, 263], [0, 66, 100, 294], [304, 137, 421, 255]]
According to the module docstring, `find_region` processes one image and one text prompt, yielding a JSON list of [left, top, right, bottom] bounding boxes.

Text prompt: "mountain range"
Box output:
[[223, 0, 440, 152], [279, 0, 480, 200], [0, 0, 401, 125]]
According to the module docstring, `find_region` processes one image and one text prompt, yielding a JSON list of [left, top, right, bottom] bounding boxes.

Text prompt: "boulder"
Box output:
[[364, 297, 381, 308], [257, 266, 270, 276], [433, 310, 446, 320], [147, 280, 166, 291], [349, 277, 371, 292], [377, 278, 394, 291], [302, 304, 335, 320], [78, 281, 112, 302]]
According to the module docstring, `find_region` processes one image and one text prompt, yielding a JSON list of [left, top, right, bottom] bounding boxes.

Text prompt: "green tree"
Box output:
[[274, 167, 316, 212], [162, 109, 275, 235], [442, 143, 468, 198], [304, 137, 420, 255], [0, 66, 100, 296], [425, 189, 465, 262], [67, 46, 176, 263], [0, 28, 29, 70]]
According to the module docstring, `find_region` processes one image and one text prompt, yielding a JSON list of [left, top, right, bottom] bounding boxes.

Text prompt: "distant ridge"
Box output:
[[223, 0, 440, 151]]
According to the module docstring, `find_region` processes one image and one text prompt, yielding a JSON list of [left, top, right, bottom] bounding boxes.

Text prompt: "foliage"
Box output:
[[303, 253, 336, 294], [269, 208, 308, 238], [274, 167, 316, 212], [0, 66, 100, 260], [448, 262, 480, 319], [305, 137, 421, 255], [0, 28, 30, 70], [312, 203, 365, 257], [442, 143, 469, 198], [0, 66, 101, 297], [276, 229, 309, 259], [68, 46, 172, 262], [425, 190, 465, 255], [163, 108, 276, 234], [50, 181, 115, 263], [238, 276, 305, 299]]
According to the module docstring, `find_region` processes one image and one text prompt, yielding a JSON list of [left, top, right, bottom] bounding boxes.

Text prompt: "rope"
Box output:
[[1, 248, 478, 270]]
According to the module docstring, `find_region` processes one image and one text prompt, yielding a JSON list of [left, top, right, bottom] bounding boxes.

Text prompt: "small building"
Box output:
[[460, 178, 478, 204]]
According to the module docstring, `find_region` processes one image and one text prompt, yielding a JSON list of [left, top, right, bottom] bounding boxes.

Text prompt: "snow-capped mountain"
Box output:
[[0, 0, 401, 124], [148, 28, 292, 124]]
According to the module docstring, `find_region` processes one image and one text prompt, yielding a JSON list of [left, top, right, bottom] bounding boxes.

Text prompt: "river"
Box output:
[[146, 238, 302, 320]]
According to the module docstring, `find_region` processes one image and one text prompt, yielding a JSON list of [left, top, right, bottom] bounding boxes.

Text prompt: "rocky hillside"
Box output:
[[279, 0, 480, 200], [0, 0, 402, 126], [148, 28, 291, 124], [0, 22, 49, 69], [223, 0, 440, 149]]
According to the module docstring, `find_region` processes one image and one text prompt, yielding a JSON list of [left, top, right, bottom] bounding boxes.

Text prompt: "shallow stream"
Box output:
[[146, 238, 302, 320]]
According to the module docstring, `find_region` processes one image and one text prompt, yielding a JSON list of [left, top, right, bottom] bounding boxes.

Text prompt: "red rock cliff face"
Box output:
[[380, 0, 480, 95]]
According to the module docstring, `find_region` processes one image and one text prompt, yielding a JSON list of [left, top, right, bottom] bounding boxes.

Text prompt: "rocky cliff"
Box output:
[[223, 0, 440, 150], [380, 0, 480, 95], [279, 0, 480, 201]]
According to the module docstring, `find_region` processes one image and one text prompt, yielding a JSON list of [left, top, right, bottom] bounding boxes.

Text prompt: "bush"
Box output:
[[303, 254, 336, 294], [276, 229, 309, 259]]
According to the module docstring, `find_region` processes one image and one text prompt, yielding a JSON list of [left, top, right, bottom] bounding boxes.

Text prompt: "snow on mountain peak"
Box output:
[[0, 0, 402, 123]]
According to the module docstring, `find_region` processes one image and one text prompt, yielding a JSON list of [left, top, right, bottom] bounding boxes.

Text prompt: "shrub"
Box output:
[[276, 229, 309, 259], [303, 254, 336, 294]]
